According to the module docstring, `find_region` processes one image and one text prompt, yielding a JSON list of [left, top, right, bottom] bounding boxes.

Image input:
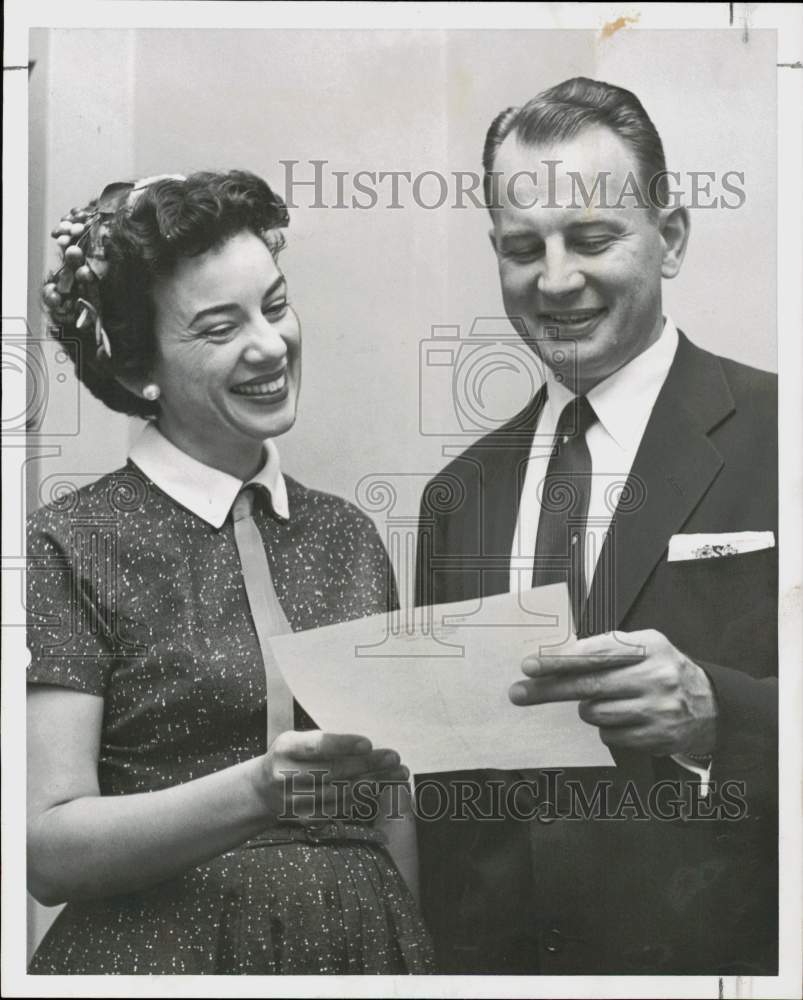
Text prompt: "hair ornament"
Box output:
[[44, 174, 187, 353], [127, 174, 187, 210], [76, 297, 112, 360]]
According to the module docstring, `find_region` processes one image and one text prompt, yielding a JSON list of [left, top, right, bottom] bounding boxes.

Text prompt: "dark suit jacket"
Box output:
[[414, 333, 778, 975]]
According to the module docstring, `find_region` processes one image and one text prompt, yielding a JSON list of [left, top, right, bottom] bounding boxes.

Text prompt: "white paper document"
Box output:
[[270, 585, 613, 774]]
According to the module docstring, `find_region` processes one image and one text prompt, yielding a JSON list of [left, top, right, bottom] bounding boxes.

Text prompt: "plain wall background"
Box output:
[[29, 29, 777, 507], [26, 26, 777, 955]]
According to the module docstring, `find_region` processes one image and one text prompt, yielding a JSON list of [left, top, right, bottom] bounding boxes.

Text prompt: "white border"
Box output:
[[3, 3, 801, 998]]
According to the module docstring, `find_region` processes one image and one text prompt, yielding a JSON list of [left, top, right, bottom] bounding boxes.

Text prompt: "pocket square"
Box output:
[[667, 531, 775, 562]]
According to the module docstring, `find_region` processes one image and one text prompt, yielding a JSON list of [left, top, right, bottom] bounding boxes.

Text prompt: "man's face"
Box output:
[[490, 125, 686, 394]]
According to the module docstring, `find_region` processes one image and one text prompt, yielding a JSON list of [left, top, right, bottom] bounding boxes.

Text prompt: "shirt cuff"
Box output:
[[670, 753, 712, 797]]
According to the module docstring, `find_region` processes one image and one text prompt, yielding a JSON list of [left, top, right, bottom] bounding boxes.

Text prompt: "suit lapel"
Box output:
[[478, 387, 547, 598], [586, 334, 735, 634]]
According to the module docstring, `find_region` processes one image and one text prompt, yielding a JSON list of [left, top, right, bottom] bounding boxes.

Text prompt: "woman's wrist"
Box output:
[[240, 753, 279, 820]]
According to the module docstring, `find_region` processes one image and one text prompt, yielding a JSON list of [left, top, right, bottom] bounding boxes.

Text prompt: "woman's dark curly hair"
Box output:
[[42, 170, 290, 418]]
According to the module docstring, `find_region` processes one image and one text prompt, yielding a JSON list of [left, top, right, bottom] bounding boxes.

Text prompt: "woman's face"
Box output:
[[148, 230, 301, 478]]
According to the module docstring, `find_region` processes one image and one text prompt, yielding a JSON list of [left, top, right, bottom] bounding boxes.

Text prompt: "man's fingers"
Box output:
[[522, 633, 650, 677], [510, 666, 646, 705], [578, 698, 649, 728], [597, 724, 666, 752]]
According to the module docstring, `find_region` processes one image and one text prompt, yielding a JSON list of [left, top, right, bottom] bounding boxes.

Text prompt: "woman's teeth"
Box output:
[[232, 373, 287, 396]]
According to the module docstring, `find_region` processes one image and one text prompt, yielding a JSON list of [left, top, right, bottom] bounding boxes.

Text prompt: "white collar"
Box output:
[[543, 316, 679, 450], [129, 423, 290, 529]]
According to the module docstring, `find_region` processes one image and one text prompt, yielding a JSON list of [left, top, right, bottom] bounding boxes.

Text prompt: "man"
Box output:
[[415, 78, 777, 975]]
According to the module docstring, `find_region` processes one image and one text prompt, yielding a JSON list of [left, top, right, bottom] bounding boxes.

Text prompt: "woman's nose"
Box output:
[[242, 316, 288, 365], [536, 246, 585, 298]]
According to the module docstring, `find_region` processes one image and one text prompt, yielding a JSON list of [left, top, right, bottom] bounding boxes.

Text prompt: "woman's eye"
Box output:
[[263, 299, 289, 319], [203, 325, 236, 341]]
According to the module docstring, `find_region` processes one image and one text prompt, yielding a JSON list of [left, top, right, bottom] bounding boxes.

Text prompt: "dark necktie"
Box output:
[[532, 395, 598, 635], [232, 485, 295, 747]]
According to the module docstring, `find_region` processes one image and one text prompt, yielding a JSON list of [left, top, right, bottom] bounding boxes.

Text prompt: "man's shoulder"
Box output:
[[665, 334, 778, 493], [678, 334, 776, 406], [674, 334, 777, 445], [716, 352, 777, 415], [421, 393, 544, 489]]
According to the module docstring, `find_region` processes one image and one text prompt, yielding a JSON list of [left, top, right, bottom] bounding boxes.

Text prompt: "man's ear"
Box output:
[[658, 205, 690, 279]]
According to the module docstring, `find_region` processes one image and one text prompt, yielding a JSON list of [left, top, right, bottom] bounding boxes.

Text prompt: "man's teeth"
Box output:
[[233, 374, 286, 395], [542, 311, 602, 323]]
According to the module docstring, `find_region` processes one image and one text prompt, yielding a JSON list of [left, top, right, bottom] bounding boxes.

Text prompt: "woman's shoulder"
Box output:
[[27, 463, 156, 542], [283, 475, 385, 540], [281, 475, 397, 618]]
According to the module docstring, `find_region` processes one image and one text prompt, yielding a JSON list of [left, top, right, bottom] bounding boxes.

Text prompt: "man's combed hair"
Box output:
[[482, 77, 669, 210], [43, 170, 290, 419]]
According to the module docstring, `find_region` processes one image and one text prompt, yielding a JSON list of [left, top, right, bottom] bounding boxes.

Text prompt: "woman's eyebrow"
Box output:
[[189, 277, 286, 326]]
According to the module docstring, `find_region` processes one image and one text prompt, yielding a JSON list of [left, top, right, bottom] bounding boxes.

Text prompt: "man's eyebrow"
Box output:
[[565, 217, 628, 232], [498, 229, 542, 247], [188, 276, 286, 326]]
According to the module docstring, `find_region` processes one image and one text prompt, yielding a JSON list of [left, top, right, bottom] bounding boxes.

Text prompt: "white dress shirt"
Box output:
[[508, 317, 710, 787], [129, 422, 289, 528], [510, 317, 679, 595]]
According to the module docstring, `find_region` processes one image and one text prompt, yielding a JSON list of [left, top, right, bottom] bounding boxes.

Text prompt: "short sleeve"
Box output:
[[27, 507, 117, 696]]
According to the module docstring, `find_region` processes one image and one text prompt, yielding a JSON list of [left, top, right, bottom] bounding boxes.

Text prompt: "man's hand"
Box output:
[[509, 630, 718, 756]]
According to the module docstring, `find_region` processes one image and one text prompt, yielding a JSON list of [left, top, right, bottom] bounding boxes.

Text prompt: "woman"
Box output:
[[27, 170, 433, 974]]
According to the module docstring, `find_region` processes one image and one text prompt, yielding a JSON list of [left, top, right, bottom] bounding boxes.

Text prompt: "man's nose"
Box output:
[[536, 246, 585, 298], [242, 315, 288, 365]]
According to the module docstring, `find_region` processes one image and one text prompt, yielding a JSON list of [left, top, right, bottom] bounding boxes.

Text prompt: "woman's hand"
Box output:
[[27, 685, 412, 903], [254, 731, 409, 823], [27, 689, 406, 904]]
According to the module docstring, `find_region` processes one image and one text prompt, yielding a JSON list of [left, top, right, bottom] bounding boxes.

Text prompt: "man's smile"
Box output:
[[537, 307, 608, 331]]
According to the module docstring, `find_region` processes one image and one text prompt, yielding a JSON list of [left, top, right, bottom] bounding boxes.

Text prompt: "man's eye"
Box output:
[[263, 299, 288, 319], [505, 247, 543, 262], [573, 239, 612, 254]]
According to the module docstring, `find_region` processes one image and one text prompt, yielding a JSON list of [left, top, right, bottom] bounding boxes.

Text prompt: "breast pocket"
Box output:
[[631, 546, 777, 678]]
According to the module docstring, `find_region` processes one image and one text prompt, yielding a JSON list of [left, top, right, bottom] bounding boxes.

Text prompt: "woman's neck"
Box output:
[[155, 421, 265, 482]]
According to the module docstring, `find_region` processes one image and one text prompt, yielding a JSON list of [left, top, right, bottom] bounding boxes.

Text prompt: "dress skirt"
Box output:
[[29, 825, 434, 975]]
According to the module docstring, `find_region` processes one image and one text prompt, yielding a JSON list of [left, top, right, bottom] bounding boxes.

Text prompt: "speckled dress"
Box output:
[[26, 461, 434, 974]]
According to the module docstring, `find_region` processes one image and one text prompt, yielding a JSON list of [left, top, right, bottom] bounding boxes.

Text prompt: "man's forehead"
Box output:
[[490, 124, 652, 222], [493, 125, 641, 185]]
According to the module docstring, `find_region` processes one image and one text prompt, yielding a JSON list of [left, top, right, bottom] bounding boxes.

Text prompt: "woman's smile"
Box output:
[[231, 368, 289, 399]]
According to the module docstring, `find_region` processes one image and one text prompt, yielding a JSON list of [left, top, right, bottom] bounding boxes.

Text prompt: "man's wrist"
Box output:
[[687, 658, 719, 757]]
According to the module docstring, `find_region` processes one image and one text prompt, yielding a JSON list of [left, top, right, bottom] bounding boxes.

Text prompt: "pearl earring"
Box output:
[[142, 383, 161, 402]]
